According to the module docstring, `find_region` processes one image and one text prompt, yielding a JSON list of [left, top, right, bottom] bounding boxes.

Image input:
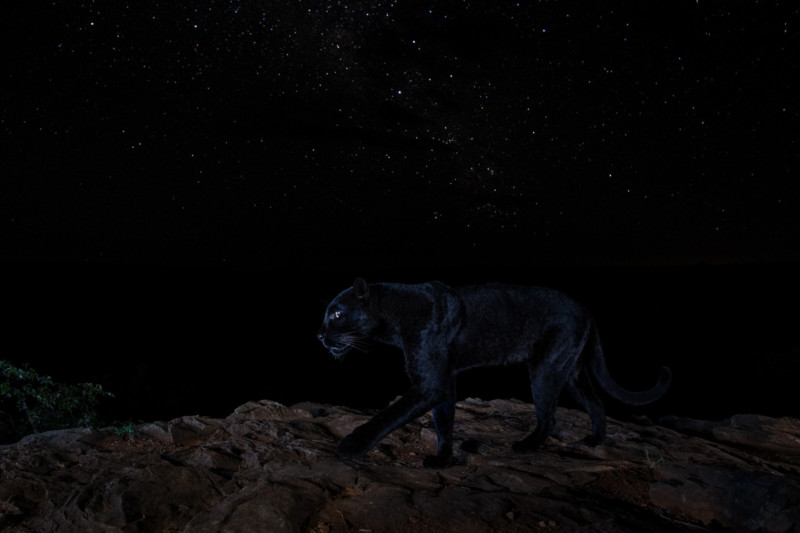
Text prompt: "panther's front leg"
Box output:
[[335, 429, 374, 461], [335, 386, 440, 460]]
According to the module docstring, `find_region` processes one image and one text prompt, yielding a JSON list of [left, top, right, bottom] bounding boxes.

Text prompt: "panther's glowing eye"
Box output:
[[330, 310, 342, 321]]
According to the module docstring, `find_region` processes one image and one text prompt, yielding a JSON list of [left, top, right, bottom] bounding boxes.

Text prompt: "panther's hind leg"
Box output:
[[512, 361, 564, 453], [513, 328, 584, 453], [424, 378, 458, 468], [511, 391, 557, 453], [566, 371, 607, 446]]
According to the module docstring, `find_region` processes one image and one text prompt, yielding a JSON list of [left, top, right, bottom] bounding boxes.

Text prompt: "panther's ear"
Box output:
[[353, 278, 369, 301]]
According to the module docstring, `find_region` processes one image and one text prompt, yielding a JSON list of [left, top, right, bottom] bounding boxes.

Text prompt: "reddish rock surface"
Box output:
[[1, 398, 799, 532]]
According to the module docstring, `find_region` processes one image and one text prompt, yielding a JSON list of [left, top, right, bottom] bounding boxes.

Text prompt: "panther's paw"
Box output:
[[580, 435, 607, 447], [511, 438, 542, 454], [335, 434, 370, 461]]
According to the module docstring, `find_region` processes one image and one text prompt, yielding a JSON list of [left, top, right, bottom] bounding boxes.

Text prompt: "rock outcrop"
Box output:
[[1, 398, 799, 532]]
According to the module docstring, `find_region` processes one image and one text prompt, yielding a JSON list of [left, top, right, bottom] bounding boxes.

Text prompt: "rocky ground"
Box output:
[[1, 398, 799, 532]]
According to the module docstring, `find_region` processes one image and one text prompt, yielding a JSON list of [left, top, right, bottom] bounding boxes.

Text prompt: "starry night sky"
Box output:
[[3, 2, 800, 423], [5, 1, 799, 267]]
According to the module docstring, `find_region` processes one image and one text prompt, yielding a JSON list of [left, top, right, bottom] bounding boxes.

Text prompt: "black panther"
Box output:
[[317, 278, 671, 467]]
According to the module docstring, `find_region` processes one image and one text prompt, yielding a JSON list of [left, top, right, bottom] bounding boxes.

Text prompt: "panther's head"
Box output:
[[317, 278, 377, 358]]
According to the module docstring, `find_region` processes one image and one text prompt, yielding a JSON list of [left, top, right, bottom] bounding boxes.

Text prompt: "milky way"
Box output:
[[4, 1, 799, 267]]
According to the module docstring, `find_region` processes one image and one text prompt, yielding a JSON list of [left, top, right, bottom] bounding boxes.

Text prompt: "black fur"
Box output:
[[318, 279, 671, 467]]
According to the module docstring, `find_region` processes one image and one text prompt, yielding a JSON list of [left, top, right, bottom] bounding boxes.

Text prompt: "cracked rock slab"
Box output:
[[1, 399, 798, 532]]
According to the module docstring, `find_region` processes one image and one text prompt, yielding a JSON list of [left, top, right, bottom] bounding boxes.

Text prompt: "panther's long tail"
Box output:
[[586, 319, 671, 406]]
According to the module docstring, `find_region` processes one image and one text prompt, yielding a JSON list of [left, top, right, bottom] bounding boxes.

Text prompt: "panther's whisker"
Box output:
[[341, 328, 369, 337], [341, 335, 370, 352], [346, 342, 369, 353]]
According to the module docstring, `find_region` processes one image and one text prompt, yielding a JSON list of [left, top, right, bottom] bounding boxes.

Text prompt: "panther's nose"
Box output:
[[317, 332, 326, 344]]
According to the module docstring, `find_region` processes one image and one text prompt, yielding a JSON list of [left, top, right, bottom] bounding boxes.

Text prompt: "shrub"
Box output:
[[0, 360, 114, 443]]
